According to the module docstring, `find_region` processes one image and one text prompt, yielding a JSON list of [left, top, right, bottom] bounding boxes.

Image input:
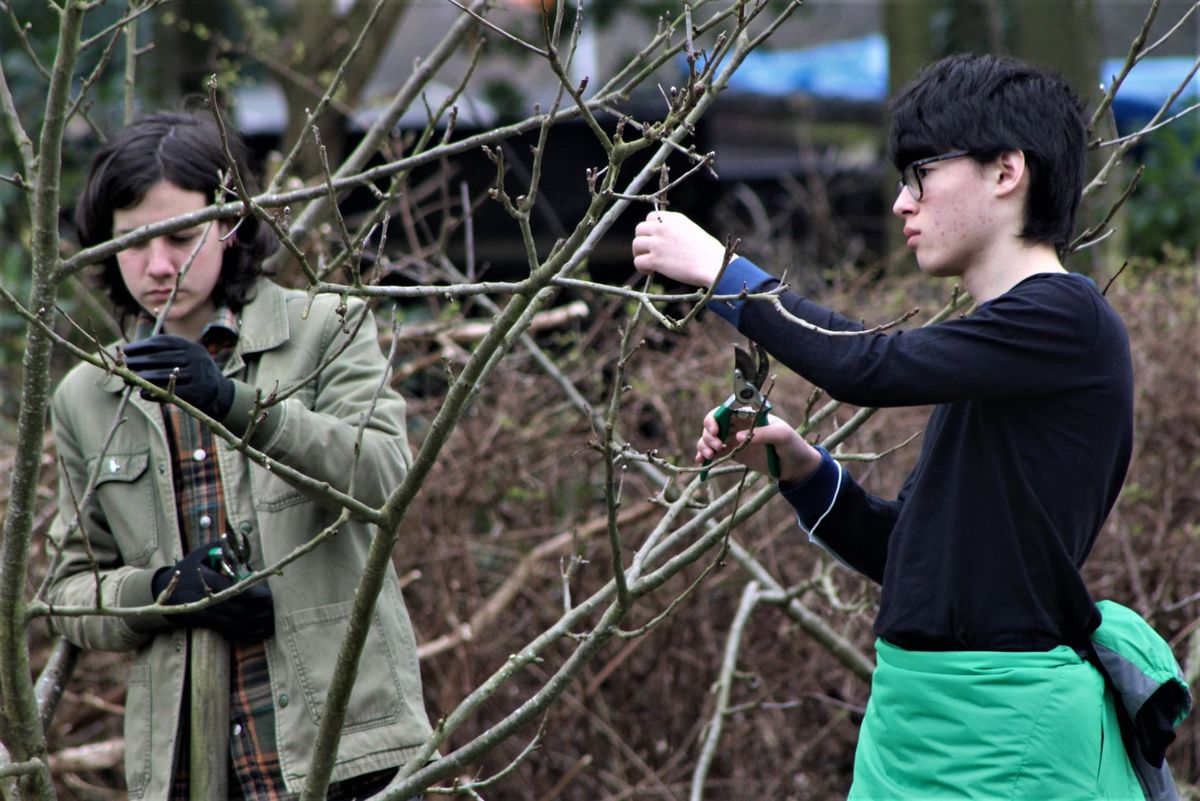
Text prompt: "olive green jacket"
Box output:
[[47, 278, 432, 798]]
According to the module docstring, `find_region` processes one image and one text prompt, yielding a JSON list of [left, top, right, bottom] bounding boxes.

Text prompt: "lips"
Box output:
[[903, 228, 919, 248], [143, 289, 177, 305]]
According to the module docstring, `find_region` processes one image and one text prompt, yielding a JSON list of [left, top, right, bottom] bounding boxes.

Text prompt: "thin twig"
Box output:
[[1096, 98, 1200, 148], [443, 0, 548, 57], [770, 296, 921, 337], [690, 580, 760, 801]]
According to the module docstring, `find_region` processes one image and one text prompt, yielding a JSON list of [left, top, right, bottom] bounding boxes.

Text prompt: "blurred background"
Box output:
[[2, 1, 1198, 798]]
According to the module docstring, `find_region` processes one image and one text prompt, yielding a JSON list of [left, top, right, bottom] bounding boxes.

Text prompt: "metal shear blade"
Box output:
[[701, 341, 779, 480], [732, 344, 769, 406]]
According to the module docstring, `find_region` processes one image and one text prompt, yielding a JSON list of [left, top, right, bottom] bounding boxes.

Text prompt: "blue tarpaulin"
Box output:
[[722, 33, 889, 102], [1102, 57, 1200, 128], [714, 35, 1198, 130]]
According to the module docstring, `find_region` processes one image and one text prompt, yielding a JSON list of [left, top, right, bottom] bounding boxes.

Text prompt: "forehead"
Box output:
[[111, 181, 208, 232]]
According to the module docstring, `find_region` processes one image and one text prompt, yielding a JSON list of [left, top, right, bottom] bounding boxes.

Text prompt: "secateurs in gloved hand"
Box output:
[[151, 533, 273, 643], [701, 342, 780, 481]]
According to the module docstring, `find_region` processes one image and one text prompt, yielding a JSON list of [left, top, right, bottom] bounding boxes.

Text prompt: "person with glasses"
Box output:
[[631, 54, 1188, 799]]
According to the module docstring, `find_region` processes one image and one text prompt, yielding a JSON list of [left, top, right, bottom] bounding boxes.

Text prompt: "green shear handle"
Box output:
[[203, 533, 252, 581], [700, 399, 781, 481]]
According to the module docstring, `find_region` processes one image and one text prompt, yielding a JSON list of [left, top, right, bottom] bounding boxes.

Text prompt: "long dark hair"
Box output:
[[75, 110, 278, 318]]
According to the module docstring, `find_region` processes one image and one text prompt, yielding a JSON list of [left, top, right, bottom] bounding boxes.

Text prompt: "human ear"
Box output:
[[993, 150, 1027, 198]]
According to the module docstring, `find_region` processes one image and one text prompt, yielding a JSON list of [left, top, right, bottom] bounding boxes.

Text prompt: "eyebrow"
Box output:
[[112, 224, 200, 237]]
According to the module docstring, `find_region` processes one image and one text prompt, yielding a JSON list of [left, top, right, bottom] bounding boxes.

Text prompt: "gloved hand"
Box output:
[[151, 543, 274, 643], [124, 334, 235, 420]]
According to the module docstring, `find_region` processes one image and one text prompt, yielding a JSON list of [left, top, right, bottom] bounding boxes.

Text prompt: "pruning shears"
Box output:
[[203, 530, 253, 581], [701, 342, 780, 481]]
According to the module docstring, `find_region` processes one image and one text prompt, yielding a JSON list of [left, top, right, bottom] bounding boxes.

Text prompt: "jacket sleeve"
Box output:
[[223, 296, 411, 509], [45, 387, 168, 652]]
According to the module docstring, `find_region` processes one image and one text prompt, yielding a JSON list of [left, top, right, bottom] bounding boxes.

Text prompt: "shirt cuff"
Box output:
[[708, 256, 776, 326], [118, 567, 173, 634], [778, 447, 841, 530]]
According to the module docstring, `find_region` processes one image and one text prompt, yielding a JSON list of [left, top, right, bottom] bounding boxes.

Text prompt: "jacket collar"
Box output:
[[96, 278, 289, 393], [233, 277, 289, 356]]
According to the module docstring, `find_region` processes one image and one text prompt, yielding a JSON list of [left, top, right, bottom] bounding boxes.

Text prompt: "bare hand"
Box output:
[[696, 410, 822, 484], [631, 211, 729, 288]]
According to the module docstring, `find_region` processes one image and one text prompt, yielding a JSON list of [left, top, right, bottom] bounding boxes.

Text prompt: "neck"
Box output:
[[162, 312, 211, 343], [962, 237, 1065, 303]]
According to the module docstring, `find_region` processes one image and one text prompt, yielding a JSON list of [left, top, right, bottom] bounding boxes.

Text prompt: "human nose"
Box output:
[[144, 239, 179, 277], [892, 184, 917, 218]]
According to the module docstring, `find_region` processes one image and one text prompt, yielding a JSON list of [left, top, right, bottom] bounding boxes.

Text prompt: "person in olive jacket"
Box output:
[[47, 111, 432, 799]]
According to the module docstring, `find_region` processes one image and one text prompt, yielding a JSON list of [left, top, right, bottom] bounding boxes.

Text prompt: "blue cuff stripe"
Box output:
[[708, 256, 775, 326]]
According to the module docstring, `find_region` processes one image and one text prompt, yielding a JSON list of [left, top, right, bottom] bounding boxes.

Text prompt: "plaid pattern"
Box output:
[[145, 313, 408, 799]]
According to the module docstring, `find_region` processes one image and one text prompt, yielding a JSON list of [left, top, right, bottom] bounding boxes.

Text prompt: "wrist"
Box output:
[[121, 567, 174, 633], [222, 378, 282, 444], [213, 375, 235, 420], [779, 445, 822, 484]]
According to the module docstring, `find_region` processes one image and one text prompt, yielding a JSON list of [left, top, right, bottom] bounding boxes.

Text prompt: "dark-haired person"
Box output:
[[632, 54, 1188, 799], [47, 111, 433, 799]]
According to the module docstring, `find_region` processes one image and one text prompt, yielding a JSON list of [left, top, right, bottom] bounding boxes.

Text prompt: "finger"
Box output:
[[125, 356, 181, 373], [124, 335, 187, 355], [697, 429, 726, 460], [735, 426, 778, 449], [125, 346, 192, 368], [634, 219, 658, 236], [132, 368, 194, 386], [632, 255, 656, 275]]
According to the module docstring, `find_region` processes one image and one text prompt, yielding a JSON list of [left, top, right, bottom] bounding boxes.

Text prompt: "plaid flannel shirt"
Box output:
[[139, 314, 397, 800]]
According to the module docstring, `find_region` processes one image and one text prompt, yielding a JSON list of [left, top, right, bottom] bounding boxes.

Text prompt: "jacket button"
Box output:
[[239, 521, 254, 534], [278, 693, 289, 708]]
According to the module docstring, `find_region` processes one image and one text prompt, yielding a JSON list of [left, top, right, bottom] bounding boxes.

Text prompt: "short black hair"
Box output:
[[75, 110, 278, 319], [888, 54, 1086, 258]]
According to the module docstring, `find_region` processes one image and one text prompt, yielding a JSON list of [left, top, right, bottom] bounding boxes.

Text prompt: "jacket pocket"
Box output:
[[280, 601, 403, 731], [123, 662, 153, 798], [87, 449, 159, 566]]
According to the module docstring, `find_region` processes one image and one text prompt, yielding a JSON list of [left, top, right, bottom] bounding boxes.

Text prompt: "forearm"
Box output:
[[222, 301, 412, 508], [240, 394, 410, 507], [46, 550, 164, 652], [779, 449, 895, 583]]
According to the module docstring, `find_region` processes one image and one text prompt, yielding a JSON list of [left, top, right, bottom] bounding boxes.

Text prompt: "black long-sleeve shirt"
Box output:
[[711, 258, 1133, 651]]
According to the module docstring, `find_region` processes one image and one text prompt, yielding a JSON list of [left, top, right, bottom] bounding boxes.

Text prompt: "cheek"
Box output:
[[188, 246, 227, 289], [115, 253, 141, 285]]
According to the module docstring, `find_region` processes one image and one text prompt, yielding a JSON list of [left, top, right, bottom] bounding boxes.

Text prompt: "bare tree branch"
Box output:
[[690, 580, 760, 801]]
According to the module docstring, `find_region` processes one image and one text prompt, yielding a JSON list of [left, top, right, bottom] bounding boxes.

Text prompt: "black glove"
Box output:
[[124, 334, 235, 420], [151, 543, 274, 643]]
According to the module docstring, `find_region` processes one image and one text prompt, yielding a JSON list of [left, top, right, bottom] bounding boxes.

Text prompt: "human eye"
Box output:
[[168, 230, 200, 245]]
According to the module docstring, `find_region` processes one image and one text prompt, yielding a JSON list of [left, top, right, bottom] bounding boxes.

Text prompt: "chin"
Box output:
[[916, 258, 964, 279]]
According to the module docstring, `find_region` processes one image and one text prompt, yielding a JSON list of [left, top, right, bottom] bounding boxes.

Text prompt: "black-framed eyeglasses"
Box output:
[[897, 150, 973, 201]]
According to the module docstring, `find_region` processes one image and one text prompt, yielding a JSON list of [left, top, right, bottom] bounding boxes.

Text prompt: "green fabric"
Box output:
[[1094, 600, 1191, 727], [850, 639, 1143, 801]]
